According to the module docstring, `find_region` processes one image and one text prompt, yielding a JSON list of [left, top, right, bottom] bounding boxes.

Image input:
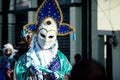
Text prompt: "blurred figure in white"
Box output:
[[0, 43, 16, 80]]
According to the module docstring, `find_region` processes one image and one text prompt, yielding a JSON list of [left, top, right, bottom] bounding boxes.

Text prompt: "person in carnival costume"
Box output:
[[0, 43, 16, 80], [14, 0, 75, 80]]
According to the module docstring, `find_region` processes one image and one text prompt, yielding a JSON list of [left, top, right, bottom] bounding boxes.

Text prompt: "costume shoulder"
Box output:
[[14, 54, 27, 80], [57, 50, 72, 75], [14, 49, 35, 80], [57, 50, 67, 58]]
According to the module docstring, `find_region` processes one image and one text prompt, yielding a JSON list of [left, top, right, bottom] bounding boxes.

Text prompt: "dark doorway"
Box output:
[[106, 35, 113, 80], [16, 13, 28, 43], [2, 0, 10, 46]]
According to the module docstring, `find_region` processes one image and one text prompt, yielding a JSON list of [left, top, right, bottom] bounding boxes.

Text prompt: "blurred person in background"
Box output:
[[14, 29, 33, 61], [0, 43, 16, 80], [74, 53, 81, 64], [70, 60, 106, 80]]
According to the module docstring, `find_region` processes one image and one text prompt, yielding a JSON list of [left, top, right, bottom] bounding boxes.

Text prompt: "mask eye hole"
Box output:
[[49, 36, 54, 39], [40, 33, 46, 38]]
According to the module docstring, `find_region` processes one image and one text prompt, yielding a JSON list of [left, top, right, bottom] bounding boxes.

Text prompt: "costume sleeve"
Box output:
[[14, 54, 31, 80], [57, 50, 72, 76]]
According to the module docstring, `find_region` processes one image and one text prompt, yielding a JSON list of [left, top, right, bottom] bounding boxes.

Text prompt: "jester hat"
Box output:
[[24, 0, 75, 36]]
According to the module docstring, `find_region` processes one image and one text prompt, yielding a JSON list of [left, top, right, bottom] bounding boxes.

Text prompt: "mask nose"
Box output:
[[44, 36, 49, 42]]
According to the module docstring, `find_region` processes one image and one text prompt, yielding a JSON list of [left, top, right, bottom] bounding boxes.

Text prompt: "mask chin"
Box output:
[[41, 45, 52, 50]]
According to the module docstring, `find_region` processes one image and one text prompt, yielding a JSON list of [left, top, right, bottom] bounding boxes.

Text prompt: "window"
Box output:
[[58, 0, 70, 4], [16, 0, 30, 10]]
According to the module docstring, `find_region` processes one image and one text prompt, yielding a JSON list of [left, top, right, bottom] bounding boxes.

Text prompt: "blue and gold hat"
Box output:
[[24, 0, 75, 36]]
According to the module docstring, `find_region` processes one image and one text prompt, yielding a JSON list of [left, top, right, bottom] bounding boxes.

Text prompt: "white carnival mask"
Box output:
[[37, 17, 57, 50]]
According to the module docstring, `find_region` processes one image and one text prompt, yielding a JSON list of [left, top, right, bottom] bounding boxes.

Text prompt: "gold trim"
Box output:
[[24, 0, 75, 36], [58, 23, 75, 36], [23, 22, 37, 34], [35, 0, 63, 24]]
